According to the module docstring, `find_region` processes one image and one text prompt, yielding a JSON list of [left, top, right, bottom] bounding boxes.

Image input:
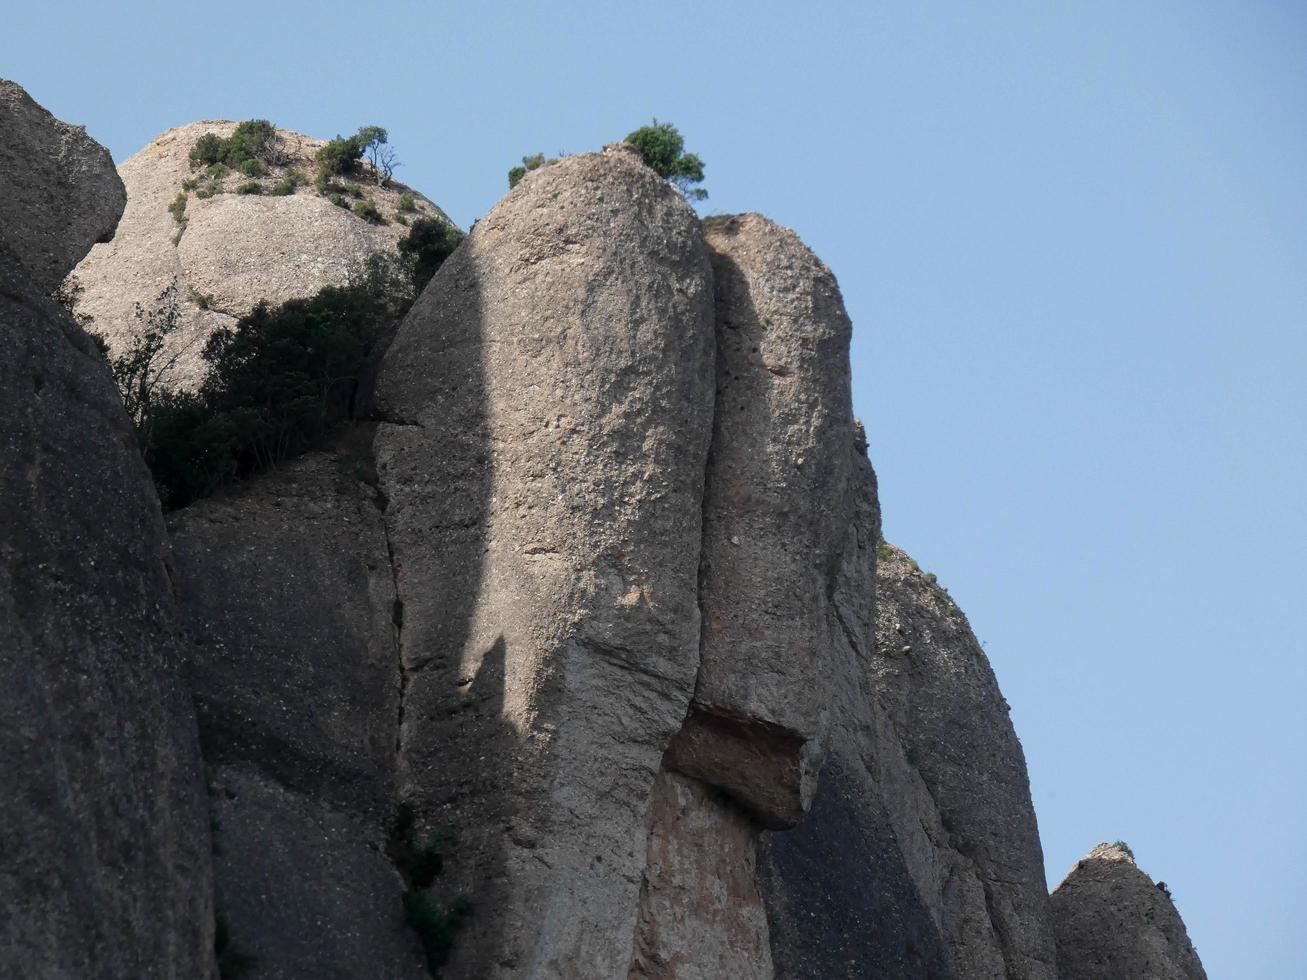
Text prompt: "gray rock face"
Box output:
[[1052, 844, 1207, 980], [167, 440, 424, 979], [872, 544, 1058, 979], [666, 214, 854, 829], [71, 120, 452, 388], [0, 79, 126, 293], [629, 771, 773, 980], [0, 263, 213, 974], [758, 439, 957, 980], [373, 142, 716, 978]]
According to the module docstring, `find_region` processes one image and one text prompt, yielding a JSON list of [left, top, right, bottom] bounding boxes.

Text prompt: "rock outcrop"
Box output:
[[665, 213, 854, 829], [0, 84, 214, 979], [373, 142, 716, 978], [2, 81, 1211, 979], [71, 120, 453, 387], [0, 78, 126, 293], [1052, 843, 1207, 980], [166, 438, 426, 978], [871, 544, 1058, 979]]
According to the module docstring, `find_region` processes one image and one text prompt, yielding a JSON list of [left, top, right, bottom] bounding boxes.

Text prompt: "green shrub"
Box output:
[[398, 217, 465, 292], [181, 176, 200, 191], [507, 151, 557, 189], [269, 168, 305, 196], [353, 199, 384, 223], [189, 119, 278, 171], [168, 193, 189, 244], [876, 541, 894, 562], [329, 192, 348, 209], [235, 181, 262, 195], [395, 212, 409, 225], [625, 120, 707, 200], [403, 890, 471, 975], [189, 133, 225, 168], [315, 132, 365, 177], [238, 158, 266, 177], [125, 256, 414, 509], [397, 191, 417, 212], [1111, 840, 1134, 858]]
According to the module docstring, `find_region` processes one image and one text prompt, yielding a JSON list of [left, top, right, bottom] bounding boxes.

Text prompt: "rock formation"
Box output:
[[871, 544, 1059, 979], [70, 120, 453, 387], [166, 439, 427, 978], [664, 213, 854, 829], [0, 82, 214, 979], [1052, 844, 1207, 980], [374, 142, 716, 977], [1, 78, 1212, 980], [0, 79, 126, 293]]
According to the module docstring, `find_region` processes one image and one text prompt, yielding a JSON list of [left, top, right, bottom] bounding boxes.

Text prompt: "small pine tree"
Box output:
[[624, 120, 707, 201]]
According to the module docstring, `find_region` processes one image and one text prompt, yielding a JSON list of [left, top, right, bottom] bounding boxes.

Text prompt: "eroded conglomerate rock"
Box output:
[[373, 143, 716, 978], [665, 214, 854, 828], [872, 544, 1058, 979], [167, 439, 425, 979], [0, 78, 126, 292], [1052, 843, 1207, 980], [71, 120, 453, 387], [0, 84, 213, 977]]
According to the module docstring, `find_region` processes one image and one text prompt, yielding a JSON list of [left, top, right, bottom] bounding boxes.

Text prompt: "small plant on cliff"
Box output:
[[507, 152, 558, 189], [189, 119, 280, 171], [269, 168, 305, 196], [1156, 880, 1172, 899], [1112, 840, 1135, 858], [168, 192, 189, 243], [389, 803, 470, 975], [353, 198, 385, 224], [624, 119, 707, 201], [398, 217, 465, 292], [315, 125, 394, 188]]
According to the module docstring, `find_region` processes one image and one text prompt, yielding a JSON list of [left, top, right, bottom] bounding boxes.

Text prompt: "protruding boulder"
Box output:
[[666, 213, 854, 828], [0, 78, 126, 291], [0, 85, 212, 976], [1052, 843, 1207, 980], [166, 440, 426, 978], [71, 120, 454, 387], [373, 142, 716, 977], [871, 544, 1058, 979]]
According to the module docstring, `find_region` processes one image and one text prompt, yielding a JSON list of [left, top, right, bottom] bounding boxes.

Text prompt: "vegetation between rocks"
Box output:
[[389, 803, 470, 976]]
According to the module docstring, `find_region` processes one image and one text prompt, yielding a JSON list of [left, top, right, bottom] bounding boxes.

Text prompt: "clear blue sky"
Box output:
[[6, 2, 1304, 974]]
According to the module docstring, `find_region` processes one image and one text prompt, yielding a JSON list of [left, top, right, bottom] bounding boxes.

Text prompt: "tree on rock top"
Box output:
[[625, 120, 707, 201]]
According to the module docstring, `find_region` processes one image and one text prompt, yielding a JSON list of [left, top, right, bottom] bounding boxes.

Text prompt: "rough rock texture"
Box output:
[[0, 79, 126, 292], [373, 142, 716, 978], [71, 120, 453, 387], [872, 544, 1059, 979], [1052, 843, 1207, 980], [0, 91, 213, 976], [167, 439, 424, 979], [758, 438, 957, 979], [665, 214, 854, 829], [629, 771, 773, 980]]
